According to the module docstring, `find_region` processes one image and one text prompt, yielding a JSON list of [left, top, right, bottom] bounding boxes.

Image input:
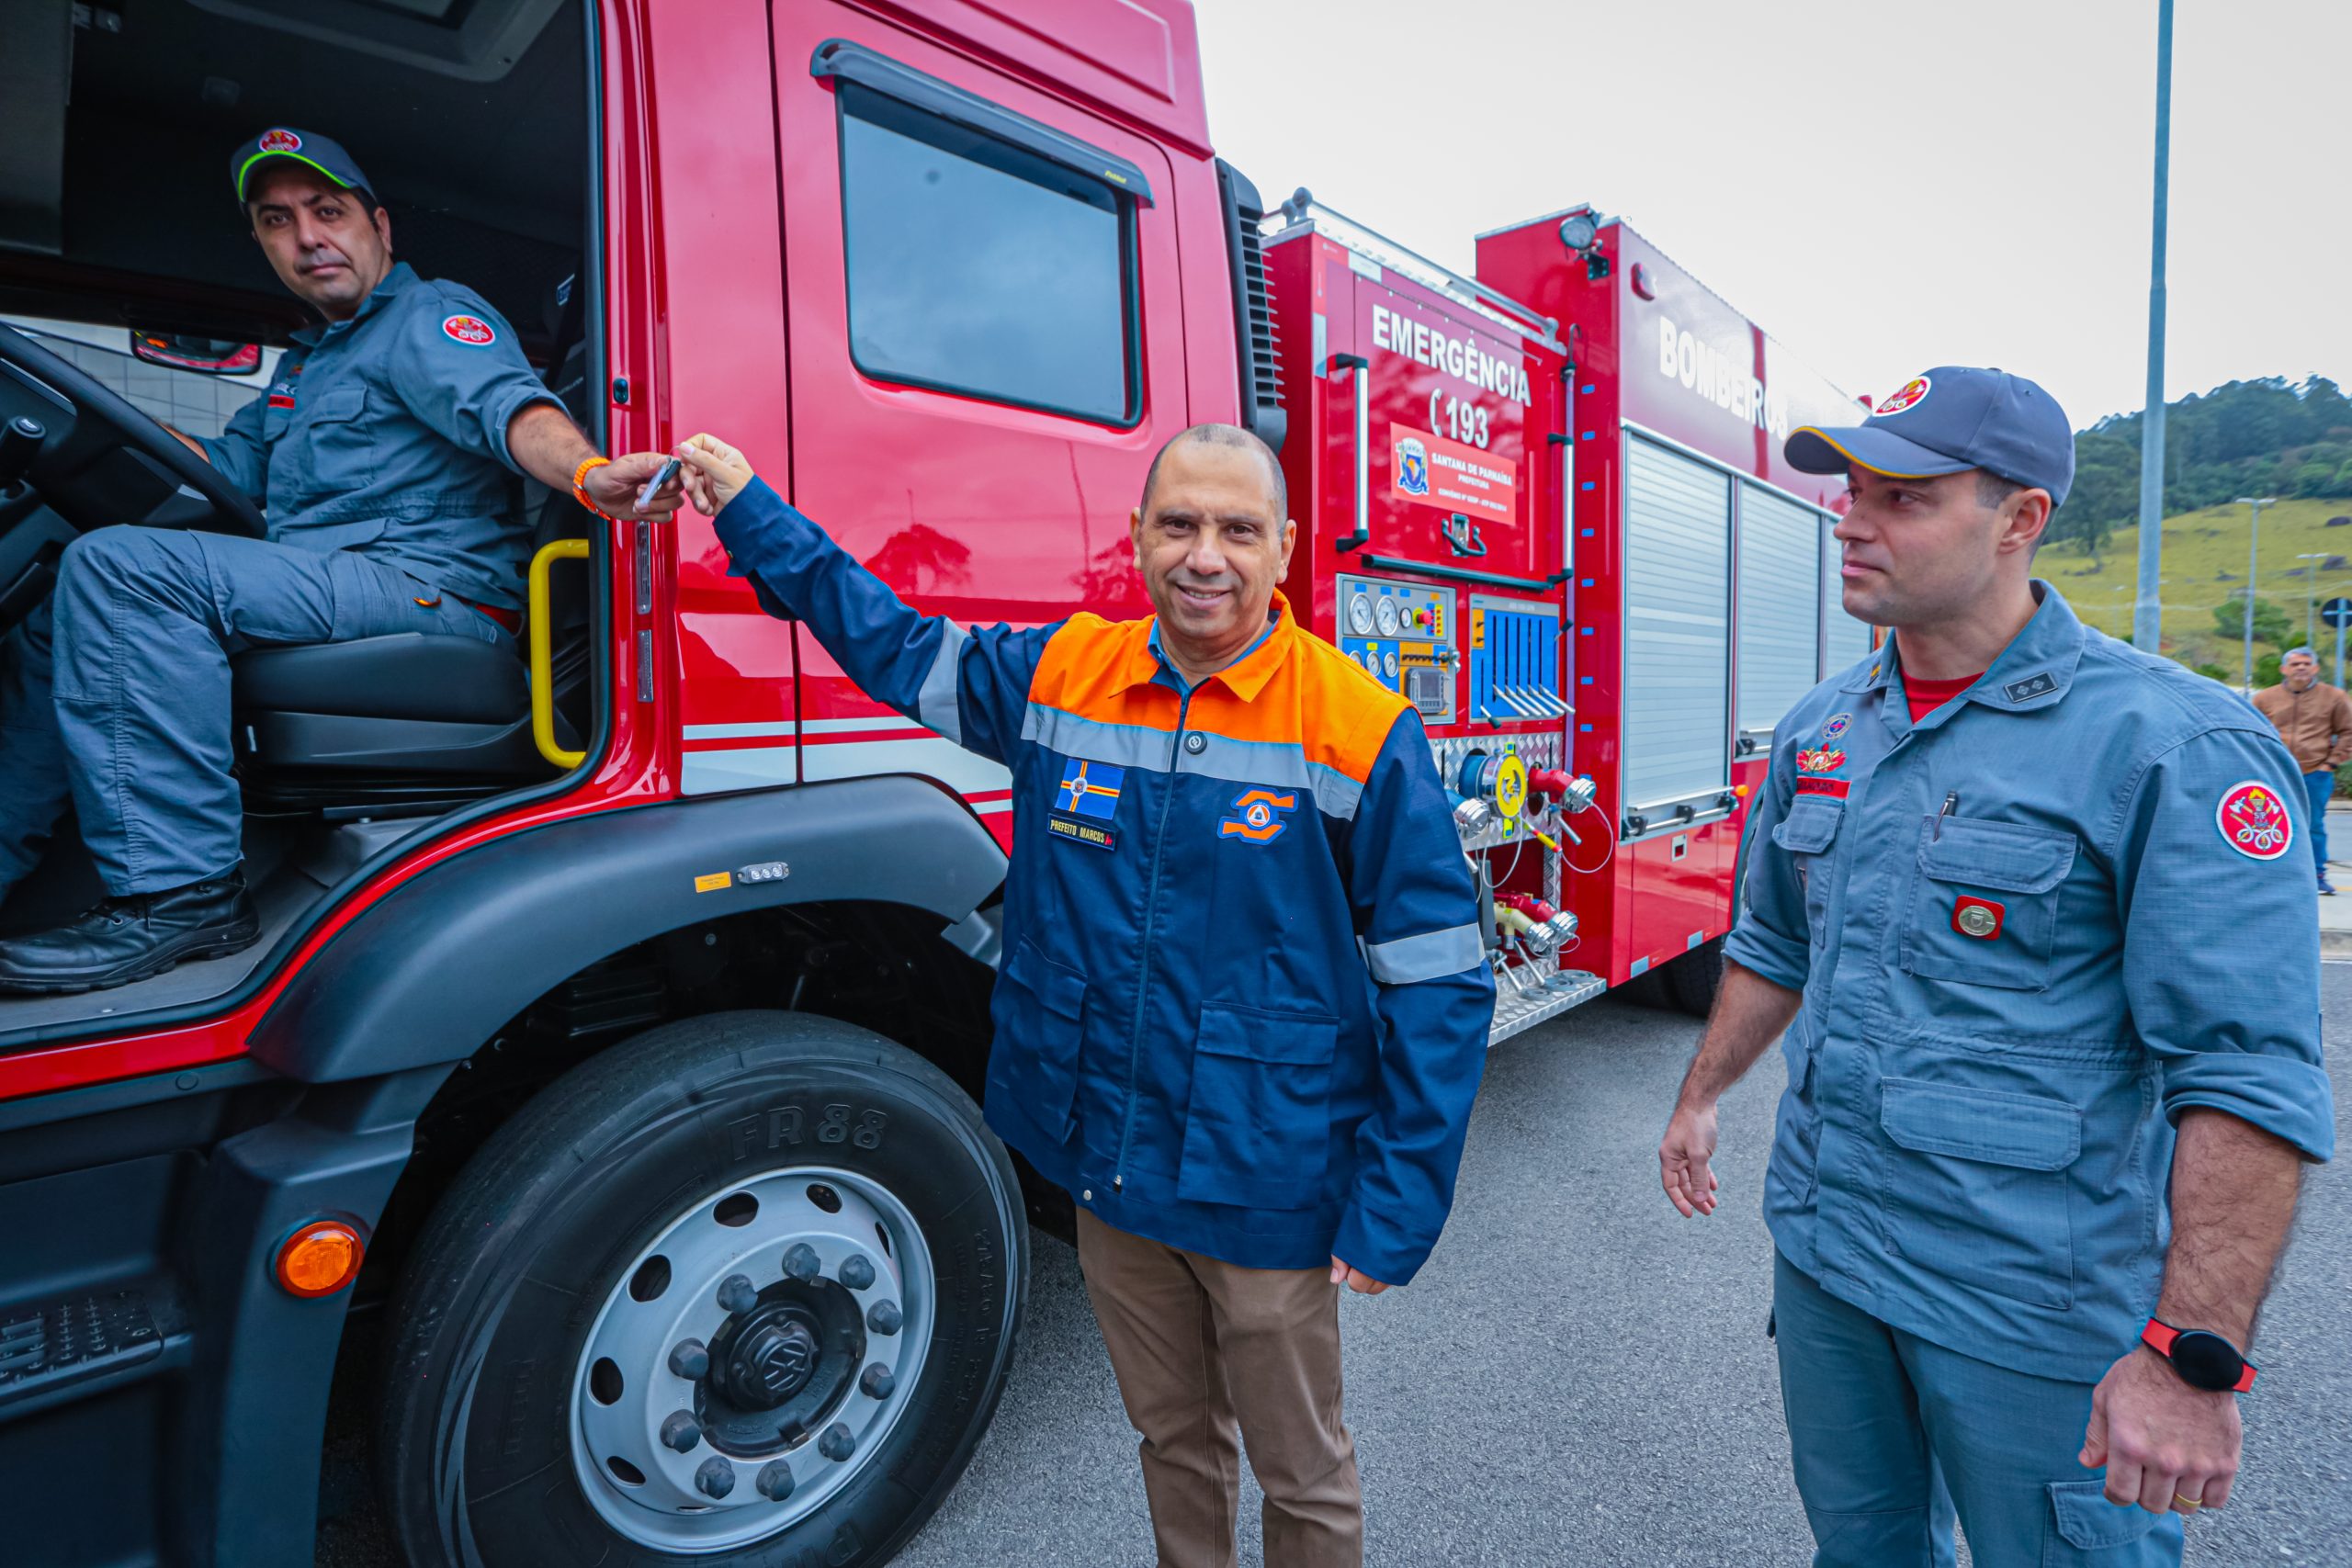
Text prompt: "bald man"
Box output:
[[679, 424, 1494, 1568]]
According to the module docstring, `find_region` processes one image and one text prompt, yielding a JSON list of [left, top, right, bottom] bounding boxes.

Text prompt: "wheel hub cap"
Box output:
[[722, 1310, 820, 1408], [568, 1165, 933, 1553]]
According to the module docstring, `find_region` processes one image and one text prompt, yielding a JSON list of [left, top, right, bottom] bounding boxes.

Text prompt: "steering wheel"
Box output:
[[0, 321, 268, 538]]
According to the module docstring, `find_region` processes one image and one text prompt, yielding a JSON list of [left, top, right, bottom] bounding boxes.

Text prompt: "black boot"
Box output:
[[0, 870, 261, 993]]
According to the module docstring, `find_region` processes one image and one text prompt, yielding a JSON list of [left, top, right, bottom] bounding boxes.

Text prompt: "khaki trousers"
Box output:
[[1075, 1207, 1363, 1568]]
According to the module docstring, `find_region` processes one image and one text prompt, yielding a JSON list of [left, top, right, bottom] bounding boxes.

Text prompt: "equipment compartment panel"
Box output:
[[1337, 575, 1456, 724], [1467, 594, 1566, 727]]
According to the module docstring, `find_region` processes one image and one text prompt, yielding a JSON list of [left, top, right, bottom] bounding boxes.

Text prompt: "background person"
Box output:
[[1657, 368, 2331, 1568], [2251, 647, 2352, 891], [677, 423, 1493, 1568], [0, 127, 680, 990]]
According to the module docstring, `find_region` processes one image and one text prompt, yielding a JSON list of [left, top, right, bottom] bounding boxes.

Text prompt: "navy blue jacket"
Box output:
[[715, 478, 1493, 1282]]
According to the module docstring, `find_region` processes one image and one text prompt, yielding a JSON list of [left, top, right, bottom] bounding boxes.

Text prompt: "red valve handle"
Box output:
[[1529, 768, 1574, 798], [1499, 892, 1558, 922]]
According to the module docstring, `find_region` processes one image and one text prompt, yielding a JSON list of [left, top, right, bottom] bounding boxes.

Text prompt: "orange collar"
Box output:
[[1113, 591, 1297, 702]]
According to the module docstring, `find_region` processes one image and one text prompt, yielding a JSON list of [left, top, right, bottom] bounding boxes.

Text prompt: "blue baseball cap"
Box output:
[[1786, 367, 2075, 508], [229, 128, 375, 206]]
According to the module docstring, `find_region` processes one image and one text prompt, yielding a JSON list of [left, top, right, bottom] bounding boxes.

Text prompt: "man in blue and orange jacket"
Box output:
[[680, 423, 1492, 1568]]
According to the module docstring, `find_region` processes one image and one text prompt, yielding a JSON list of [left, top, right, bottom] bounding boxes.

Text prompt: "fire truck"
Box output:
[[0, 1, 1865, 1563]]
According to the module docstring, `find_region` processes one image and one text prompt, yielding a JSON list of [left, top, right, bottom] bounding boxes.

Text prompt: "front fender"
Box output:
[[249, 778, 1007, 1082]]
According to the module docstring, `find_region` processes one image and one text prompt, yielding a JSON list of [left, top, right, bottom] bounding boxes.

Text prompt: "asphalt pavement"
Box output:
[[321, 976, 2352, 1567]]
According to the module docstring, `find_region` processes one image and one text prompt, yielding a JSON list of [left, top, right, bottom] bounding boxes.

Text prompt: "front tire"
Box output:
[[379, 1011, 1025, 1567]]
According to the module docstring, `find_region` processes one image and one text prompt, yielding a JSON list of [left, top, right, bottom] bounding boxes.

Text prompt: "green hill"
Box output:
[[2043, 497, 2352, 679]]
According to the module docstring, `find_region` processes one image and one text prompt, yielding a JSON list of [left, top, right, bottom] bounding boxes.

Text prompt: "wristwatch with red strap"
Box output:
[[2141, 1318, 2256, 1393]]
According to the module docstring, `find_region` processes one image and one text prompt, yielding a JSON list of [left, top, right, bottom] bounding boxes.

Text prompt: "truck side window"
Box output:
[[838, 84, 1139, 426]]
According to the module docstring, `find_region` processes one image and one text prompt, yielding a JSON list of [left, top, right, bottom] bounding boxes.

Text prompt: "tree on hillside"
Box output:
[[2062, 378, 2352, 536], [2211, 589, 2293, 649]]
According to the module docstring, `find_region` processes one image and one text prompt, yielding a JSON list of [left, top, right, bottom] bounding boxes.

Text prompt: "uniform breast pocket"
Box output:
[[286, 385, 376, 495], [1899, 817, 2076, 991], [1770, 797, 1844, 947], [988, 938, 1089, 1143], [1176, 1002, 1339, 1212]]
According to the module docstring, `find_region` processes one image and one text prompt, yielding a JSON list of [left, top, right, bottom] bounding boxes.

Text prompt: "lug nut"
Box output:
[[668, 1338, 710, 1380], [837, 1255, 876, 1291], [717, 1274, 758, 1314], [782, 1243, 820, 1282], [695, 1456, 736, 1498], [755, 1460, 796, 1502], [866, 1300, 902, 1336], [660, 1410, 702, 1452], [818, 1423, 855, 1462], [859, 1363, 896, 1401]]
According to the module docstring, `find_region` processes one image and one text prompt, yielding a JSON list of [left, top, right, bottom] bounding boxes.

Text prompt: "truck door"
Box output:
[[764, 10, 1183, 832]]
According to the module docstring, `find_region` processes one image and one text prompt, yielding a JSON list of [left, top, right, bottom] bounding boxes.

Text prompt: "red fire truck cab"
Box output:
[[0, 2, 1862, 1563]]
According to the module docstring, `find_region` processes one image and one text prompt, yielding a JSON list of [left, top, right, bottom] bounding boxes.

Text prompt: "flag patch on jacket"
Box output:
[[1056, 758, 1123, 820]]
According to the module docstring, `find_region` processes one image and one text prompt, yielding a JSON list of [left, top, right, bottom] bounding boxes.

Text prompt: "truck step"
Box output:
[[0, 1285, 179, 1420], [1487, 968, 1606, 1047]]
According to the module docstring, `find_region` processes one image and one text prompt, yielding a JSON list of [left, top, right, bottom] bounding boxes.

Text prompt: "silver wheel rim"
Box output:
[[568, 1164, 933, 1553]]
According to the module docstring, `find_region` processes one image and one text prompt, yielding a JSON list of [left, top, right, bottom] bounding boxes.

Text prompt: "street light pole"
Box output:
[[2299, 553, 2331, 647], [2240, 496, 2276, 691], [2133, 0, 2175, 652]]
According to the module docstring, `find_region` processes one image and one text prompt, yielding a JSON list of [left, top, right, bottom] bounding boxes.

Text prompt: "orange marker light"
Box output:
[[274, 1220, 366, 1299]]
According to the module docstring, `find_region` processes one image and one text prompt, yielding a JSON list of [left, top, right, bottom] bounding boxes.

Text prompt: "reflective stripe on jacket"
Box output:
[[1726, 584, 2332, 1383], [716, 478, 1494, 1282]]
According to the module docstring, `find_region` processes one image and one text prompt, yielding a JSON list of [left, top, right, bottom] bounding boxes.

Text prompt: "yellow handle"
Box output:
[[530, 538, 593, 769]]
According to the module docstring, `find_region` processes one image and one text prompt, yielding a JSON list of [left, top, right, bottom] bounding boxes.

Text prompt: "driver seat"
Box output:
[[230, 629, 563, 816], [228, 272, 597, 818]]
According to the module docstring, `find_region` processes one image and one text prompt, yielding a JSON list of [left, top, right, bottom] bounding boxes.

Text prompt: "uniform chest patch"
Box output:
[[1219, 788, 1297, 843], [1951, 895, 2005, 940], [1055, 759, 1123, 820], [1820, 713, 1852, 743], [2216, 781, 2292, 861], [1796, 748, 1847, 774], [441, 313, 497, 346]]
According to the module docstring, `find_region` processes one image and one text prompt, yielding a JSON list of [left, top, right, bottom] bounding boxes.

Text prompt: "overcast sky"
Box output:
[[1195, 0, 2346, 432]]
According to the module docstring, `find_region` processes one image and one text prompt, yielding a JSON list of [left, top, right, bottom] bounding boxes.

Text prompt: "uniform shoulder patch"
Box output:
[[441, 313, 497, 346], [2215, 780, 2293, 861]]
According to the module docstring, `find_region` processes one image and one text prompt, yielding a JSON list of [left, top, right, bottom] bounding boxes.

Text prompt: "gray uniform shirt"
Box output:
[[1725, 585, 2332, 1383], [198, 261, 559, 610]]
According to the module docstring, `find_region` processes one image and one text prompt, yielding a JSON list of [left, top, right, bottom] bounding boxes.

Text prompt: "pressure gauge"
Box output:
[[1383, 649, 1399, 678], [1374, 595, 1400, 636], [1348, 592, 1374, 634]]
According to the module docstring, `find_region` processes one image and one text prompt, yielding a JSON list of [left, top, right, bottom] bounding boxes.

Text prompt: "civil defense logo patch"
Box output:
[[441, 314, 497, 347], [1219, 788, 1297, 843], [258, 128, 303, 153], [2215, 780, 2291, 861]]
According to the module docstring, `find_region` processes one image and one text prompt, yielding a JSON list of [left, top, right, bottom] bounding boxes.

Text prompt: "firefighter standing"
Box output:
[[1657, 368, 2331, 1568], [0, 128, 680, 989], [681, 423, 1492, 1568]]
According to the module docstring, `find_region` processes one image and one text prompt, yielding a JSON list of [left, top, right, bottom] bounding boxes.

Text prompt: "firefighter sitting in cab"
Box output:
[[0, 128, 682, 991], [677, 424, 1492, 1568]]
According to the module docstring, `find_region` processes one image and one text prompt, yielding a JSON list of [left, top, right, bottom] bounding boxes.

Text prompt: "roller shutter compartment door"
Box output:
[[1820, 515, 1876, 675], [1623, 437, 1731, 813], [1736, 485, 1821, 738]]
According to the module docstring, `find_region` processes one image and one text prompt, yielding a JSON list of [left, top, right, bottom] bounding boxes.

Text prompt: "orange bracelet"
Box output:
[[572, 455, 619, 519]]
